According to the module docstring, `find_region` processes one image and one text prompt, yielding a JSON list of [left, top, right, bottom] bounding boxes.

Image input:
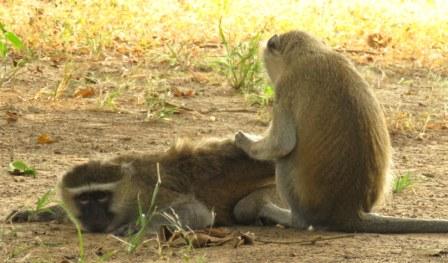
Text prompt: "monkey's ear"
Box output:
[[120, 162, 136, 177], [267, 34, 280, 50]]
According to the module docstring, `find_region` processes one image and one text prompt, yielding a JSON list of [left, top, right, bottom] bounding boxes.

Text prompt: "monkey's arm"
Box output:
[[6, 205, 68, 223], [235, 105, 296, 160]]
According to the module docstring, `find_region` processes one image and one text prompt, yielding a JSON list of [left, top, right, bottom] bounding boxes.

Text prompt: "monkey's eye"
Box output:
[[267, 34, 280, 50], [94, 192, 109, 203], [97, 196, 109, 203], [78, 196, 90, 205], [76, 191, 111, 206]]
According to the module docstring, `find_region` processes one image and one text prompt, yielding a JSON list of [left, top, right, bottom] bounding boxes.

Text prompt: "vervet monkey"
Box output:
[[7, 138, 289, 235], [235, 30, 448, 233]]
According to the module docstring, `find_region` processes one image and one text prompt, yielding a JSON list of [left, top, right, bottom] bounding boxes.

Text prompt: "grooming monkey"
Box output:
[[235, 30, 448, 233], [7, 137, 289, 235]]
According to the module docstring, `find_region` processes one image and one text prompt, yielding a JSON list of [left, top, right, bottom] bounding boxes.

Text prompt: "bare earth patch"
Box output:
[[0, 57, 447, 262]]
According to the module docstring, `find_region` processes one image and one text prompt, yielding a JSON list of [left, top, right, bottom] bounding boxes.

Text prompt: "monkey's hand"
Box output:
[[112, 222, 141, 236], [6, 205, 67, 223], [236, 129, 294, 160], [6, 209, 33, 223], [235, 131, 275, 160], [235, 131, 260, 151]]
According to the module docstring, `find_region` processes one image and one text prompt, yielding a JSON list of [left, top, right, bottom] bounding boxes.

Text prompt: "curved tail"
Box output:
[[331, 213, 448, 233]]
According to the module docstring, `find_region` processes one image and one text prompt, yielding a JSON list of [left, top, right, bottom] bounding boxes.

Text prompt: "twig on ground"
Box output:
[[335, 48, 382, 56], [201, 108, 257, 114], [257, 234, 355, 245], [164, 101, 257, 114]]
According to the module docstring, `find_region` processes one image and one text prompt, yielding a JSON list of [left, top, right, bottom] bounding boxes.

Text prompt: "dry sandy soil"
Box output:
[[0, 55, 447, 262]]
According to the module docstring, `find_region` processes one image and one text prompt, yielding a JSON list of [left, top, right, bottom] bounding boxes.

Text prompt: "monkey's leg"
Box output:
[[276, 161, 310, 229], [235, 106, 296, 160], [157, 197, 215, 230], [113, 197, 215, 236], [6, 205, 67, 223], [233, 187, 292, 227]]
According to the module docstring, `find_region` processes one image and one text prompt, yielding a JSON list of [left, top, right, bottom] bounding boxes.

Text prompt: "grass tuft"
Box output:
[[127, 162, 162, 253], [393, 172, 413, 194], [61, 203, 85, 263], [216, 19, 265, 93]]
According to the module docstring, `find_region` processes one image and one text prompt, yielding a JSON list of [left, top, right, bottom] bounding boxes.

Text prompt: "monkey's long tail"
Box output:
[[333, 213, 448, 233]]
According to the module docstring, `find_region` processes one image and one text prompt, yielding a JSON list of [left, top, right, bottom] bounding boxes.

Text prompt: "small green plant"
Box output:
[[127, 162, 162, 253], [393, 172, 413, 193], [246, 85, 274, 106], [216, 20, 265, 93], [33, 189, 54, 214], [144, 91, 177, 121], [0, 24, 23, 55], [8, 160, 36, 177], [0, 23, 26, 87], [98, 84, 126, 110], [54, 62, 75, 99], [165, 42, 193, 69]]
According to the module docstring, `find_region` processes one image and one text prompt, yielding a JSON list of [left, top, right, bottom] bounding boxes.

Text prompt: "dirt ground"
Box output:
[[0, 55, 447, 263]]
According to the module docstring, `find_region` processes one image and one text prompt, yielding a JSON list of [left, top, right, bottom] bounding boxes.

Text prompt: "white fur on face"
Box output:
[[65, 182, 119, 195]]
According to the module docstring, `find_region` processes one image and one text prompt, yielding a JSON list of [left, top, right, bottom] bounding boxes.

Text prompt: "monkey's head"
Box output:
[[58, 160, 140, 233], [263, 30, 328, 84]]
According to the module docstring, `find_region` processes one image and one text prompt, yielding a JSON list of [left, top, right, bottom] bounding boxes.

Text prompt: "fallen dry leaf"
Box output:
[[191, 72, 209, 83], [426, 122, 448, 130], [172, 87, 195, 97], [37, 134, 56, 144], [74, 86, 95, 98], [367, 33, 391, 49], [5, 111, 19, 123]]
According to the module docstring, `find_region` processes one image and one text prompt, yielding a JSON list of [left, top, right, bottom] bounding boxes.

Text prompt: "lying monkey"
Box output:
[[7, 137, 290, 235]]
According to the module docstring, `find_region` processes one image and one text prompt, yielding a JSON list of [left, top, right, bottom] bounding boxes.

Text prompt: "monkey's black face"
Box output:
[[75, 191, 114, 233]]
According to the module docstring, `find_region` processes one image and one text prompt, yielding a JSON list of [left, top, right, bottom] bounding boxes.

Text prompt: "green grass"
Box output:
[[32, 189, 54, 216], [0, 22, 26, 87], [216, 19, 265, 93], [393, 172, 413, 193], [99, 85, 125, 110], [61, 203, 85, 263], [246, 85, 274, 106], [127, 162, 162, 253], [144, 91, 178, 121], [216, 20, 275, 107]]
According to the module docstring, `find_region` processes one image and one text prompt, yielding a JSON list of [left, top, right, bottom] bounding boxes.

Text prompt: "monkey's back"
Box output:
[[159, 138, 276, 225], [289, 52, 391, 223]]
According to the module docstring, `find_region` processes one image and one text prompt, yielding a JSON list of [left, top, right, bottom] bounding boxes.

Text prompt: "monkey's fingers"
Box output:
[[112, 223, 140, 236], [235, 131, 251, 147], [6, 209, 33, 223], [6, 205, 67, 223]]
